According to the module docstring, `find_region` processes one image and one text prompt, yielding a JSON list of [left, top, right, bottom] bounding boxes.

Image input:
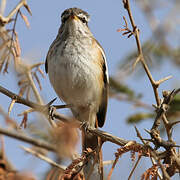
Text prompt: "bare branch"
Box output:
[[0, 0, 31, 26], [0, 127, 56, 151], [20, 146, 65, 170], [0, 85, 72, 123], [128, 155, 142, 180]]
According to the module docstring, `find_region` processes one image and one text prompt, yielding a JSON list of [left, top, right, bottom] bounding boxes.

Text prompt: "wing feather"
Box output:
[[95, 40, 109, 127]]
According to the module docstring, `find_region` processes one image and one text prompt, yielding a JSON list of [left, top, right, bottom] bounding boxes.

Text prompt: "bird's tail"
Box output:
[[82, 129, 103, 180], [82, 131, 98, 152]]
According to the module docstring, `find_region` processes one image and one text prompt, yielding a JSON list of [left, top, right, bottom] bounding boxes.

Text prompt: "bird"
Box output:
[[45, 7, 109, 177]]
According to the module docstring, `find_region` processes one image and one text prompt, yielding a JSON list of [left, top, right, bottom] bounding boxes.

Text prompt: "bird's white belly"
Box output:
[[48, 50, 102, 108]]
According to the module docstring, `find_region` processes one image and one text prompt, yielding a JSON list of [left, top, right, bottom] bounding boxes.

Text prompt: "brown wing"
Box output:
[[45, 26, 64, 74], [45, 58, 48, 73], [45, 39, 55, 74], [45, 38, 58, 74], [95, 40, 109, 127]]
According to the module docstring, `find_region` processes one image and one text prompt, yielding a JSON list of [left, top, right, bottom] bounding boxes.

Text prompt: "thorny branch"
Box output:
[[1, 84, 176, 179], [0, 85, 72, 123], [119, 0, 180, 179], [0, 85, 147, 149]]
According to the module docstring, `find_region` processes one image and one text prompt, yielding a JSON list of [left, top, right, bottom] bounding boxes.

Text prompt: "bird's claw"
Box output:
[[48, 105, 56, 120], [80, 122, 89, 132]]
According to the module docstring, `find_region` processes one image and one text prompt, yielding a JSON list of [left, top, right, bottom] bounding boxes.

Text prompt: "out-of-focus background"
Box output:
[[0, 0, 180, 179]]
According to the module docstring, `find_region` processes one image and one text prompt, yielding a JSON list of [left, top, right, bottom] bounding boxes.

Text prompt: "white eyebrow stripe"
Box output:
[[77, 13, 89, 22]]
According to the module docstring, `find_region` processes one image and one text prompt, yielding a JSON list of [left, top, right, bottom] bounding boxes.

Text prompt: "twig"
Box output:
[[0, 0, 31, 26], [152, 89, 180, 131], [122, 0, 172, 106], [128, 155, 142, 180], [8, 99, 16, 115], [150, 156, 163, 180], [0, 85, 147, 148], [0, 0, 6, 15], [103, 160, 114, 166], [26, 71, 43, 104], [157, 159, 171, 180], [88, 128, 128, 146], [134, 126, 146, 145], [29, 62, 44, 70], [0, 85, 72, 123], [122, 0, 175, 147], [20, 146, 65, 170], [18, 108, 34, 116], [98, 140, 104, 180], [0, 127, 56, 151], [107, 155, 119, 180], [121, 3, 180, 178], [9, 9, 19, 55], [135, 126, 163, 179]]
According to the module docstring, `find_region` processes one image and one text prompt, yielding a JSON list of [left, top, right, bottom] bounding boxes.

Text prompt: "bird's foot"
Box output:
[[48, 105, 56, 120], [80, 121, 96, 133], [44, 98, 57, 120], [80, 122, 93, 134]]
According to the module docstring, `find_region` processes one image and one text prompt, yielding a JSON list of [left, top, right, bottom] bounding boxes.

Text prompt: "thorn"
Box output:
[[54, 104, 72, 109], [134, 126, 138, 133], [47, 98, 57, 106], [132, 56, 141, 71], [152, 104, 158, 109], [24, 4, 32, 16], [134, 126, 141, 137], [144, 129, 151, 134], [170, 89, 176, 96], [18, 108, 34, 116], [155, 75, 172, 86], [8, 99, 16, 115], [169, 121, 180, 128], [173, 88, 180, 96]]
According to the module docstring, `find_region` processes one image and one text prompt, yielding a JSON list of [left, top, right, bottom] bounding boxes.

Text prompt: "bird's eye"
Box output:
[[79, 17, 87, 24], [82, 17, 86, 23]]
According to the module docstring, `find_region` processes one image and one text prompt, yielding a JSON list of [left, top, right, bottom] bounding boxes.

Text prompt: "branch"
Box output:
[[0, 85, 179, 178], [152, 89, 180, 131], [0, 84, 152, 153], [26, 70, 43, 105], [0, 85, 72, 123], [0, 0, 31, 26], [0, 127, 56, 151], [20, 146, 65, 170], [88, 128, 128, 146], [122, 0, 172, 107], [122, 1, 180, 178], [128, 155, 141, 180]]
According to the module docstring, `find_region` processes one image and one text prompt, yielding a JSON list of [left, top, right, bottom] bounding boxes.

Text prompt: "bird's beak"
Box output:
[[69, 14, 79, 21]]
